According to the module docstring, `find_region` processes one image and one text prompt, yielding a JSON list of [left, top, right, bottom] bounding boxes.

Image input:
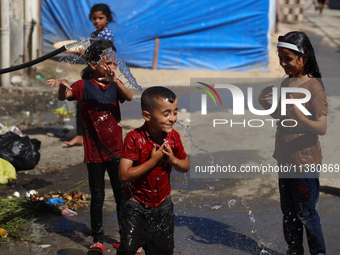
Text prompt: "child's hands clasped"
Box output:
[[162, 140, 176, 164], [150, 143, 165, 163], [150, 140, 176, 165]]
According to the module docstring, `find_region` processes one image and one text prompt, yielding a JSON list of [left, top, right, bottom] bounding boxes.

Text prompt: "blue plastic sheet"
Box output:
[[41, 0, 269, 71]]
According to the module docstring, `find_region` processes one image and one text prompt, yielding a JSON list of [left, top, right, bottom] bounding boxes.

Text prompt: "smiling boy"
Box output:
[[118, 86, 190, 255]]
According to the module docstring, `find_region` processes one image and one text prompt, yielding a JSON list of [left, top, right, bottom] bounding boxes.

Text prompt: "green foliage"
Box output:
[[0, 197, 34, 242]]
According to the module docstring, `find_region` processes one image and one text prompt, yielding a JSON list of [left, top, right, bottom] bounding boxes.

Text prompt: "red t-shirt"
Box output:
[[122, 123, 187, 208], [69, 79, 124, 163]]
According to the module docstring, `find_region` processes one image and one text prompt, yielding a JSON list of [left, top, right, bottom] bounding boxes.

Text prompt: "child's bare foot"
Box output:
[[64, 135, 83, 147]]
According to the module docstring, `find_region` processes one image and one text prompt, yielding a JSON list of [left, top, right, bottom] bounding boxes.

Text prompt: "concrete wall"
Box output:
[[9, 0, 25, 67], [0, 0, 41, 85]]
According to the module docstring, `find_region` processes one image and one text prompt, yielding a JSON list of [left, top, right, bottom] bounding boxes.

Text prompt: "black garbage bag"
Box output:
[[0, 132, 41, 171]]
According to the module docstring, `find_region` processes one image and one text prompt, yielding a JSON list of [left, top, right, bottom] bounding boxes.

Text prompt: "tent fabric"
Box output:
[[41, 0, 270, 71]]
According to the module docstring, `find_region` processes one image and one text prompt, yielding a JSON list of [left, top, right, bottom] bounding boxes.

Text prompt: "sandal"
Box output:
[[113, 242, 120, 249], [87, 243, 105, 255]]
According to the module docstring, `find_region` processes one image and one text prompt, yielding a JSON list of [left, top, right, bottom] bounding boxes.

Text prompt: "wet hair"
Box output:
[[81, 39, 116, 79], [89, 3, 115, 23], [278, 31, 324, 89], [141, 86, 177, 112]]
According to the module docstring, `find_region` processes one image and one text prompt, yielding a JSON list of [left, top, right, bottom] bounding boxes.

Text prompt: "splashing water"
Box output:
[[203, 204, 223, 210], [182, 172, 189, 186], [175, 120, 215, 165], [200, 198, 273, 255], [53, 39, 89, 79], [241, 199, 273, 254], [227, 199, 236, 207], [109, 50, 143, 94], [64, 40, 90, 52]]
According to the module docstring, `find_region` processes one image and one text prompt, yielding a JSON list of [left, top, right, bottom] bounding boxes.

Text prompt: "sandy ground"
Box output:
[[1, 2, 340, 254]]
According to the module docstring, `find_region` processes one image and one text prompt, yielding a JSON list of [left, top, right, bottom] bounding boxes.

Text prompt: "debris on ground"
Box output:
[[25, 189, 90, 214], [0, 189, 90, 242]]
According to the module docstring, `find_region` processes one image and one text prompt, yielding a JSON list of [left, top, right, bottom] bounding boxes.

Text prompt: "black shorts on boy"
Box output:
[[117, 196, 174, 255]]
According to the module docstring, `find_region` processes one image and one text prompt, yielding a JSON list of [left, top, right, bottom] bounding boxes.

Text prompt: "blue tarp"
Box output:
[[41, 0, 270, 71]]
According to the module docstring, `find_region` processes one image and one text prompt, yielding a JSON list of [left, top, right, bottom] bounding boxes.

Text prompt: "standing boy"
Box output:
[[118, 86, 190, 255]]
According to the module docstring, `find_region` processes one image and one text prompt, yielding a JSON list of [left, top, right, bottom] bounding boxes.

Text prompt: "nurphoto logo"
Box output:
[[197, 82, 311, 116], [196, 82, 311, 128]]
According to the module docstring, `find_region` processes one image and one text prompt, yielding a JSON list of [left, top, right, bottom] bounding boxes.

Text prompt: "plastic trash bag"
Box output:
[[0, 158, 16, 184], [46, 198, 65, 207], [0, 132, 41, 171], [35, 198, 65, 213]]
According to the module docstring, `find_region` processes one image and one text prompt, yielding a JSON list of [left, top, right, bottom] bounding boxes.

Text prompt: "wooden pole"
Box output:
[[152, 38, 159, 70]]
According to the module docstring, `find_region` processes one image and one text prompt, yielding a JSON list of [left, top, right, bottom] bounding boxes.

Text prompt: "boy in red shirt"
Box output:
[[118, 86, 190, 255]]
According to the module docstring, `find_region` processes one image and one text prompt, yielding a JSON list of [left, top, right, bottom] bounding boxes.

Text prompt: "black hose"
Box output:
[[0, 45, 67, 75]]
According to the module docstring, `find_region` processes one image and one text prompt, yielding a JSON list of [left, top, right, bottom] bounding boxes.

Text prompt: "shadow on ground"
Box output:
[[175, 215, 284, 255], [320, 185, 340, 197]]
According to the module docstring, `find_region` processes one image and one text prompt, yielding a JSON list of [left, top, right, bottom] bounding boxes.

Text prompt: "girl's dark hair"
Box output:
[[81, 39, 116, 79], [141, 86, 177, 112], [89, 3, 115, 23], [278, 31, 324, 89]]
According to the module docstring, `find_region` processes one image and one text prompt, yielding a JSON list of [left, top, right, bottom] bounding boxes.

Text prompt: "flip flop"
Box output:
[[113, 242, 120, 249], [87, 243, 105, 255]]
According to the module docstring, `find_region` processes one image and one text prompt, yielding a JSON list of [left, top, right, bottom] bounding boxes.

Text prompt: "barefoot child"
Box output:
[[47, 39, 132, 255], [118, 86, 190, 255], [259, 31, 327, 255]]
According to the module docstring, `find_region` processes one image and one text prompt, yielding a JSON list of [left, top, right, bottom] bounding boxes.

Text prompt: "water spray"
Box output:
[[109, 50, 143, 94]]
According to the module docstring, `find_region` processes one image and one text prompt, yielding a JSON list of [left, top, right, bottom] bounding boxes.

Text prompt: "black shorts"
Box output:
[[117, 196, 174, 255]]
